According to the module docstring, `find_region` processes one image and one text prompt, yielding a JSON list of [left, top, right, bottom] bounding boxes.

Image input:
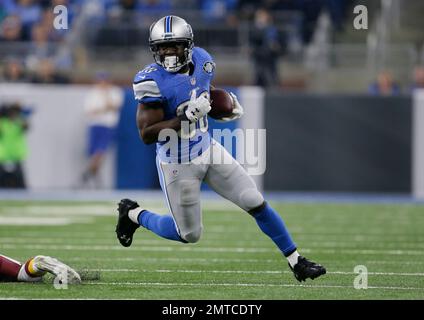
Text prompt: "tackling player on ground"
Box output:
[[115, 15, 326, 282], [0, 254, 81, 284]]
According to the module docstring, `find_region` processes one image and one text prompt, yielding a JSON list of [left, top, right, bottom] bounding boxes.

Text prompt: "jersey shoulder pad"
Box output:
[[133, 64, 163, 104], [193, 47, 215, 76], [133, 64, 161, 84], [193, 47, 214, 63]]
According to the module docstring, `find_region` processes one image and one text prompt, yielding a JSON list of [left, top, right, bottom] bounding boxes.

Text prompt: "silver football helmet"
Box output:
[[149, 15, 194, 73]]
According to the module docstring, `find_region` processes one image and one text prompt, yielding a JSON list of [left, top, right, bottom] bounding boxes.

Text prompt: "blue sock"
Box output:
[[252, 203, 297, 256], [138, 211, 186, 243]]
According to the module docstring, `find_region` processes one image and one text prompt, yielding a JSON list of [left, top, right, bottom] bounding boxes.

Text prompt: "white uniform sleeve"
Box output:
[[133, 80, 162, 102]]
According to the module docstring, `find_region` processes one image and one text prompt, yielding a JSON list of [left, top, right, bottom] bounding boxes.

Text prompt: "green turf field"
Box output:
[[0, 200, 423, 299]]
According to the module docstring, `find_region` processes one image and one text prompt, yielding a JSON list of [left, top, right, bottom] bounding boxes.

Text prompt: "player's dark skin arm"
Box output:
[[136, 102, 187, 144], [137, 83, 215, 144]]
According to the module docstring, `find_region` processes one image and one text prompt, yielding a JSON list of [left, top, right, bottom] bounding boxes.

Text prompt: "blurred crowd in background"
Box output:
[[1, 0, 424, 190], [0, 0, 424, 92]]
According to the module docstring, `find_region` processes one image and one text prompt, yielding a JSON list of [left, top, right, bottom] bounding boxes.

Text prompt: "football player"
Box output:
[[115, 16, 326, 282], [0, 254, 81, 284]]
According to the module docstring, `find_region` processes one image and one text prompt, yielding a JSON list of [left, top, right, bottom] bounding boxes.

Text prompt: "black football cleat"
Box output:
[[289, 256, 326, 282], [115, 199, 140, 247]]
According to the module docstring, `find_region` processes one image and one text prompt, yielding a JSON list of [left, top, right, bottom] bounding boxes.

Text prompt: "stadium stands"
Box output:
[[0, 0, 424, 91]]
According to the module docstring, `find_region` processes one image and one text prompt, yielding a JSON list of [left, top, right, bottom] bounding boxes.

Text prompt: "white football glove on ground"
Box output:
[[185, 91, 211, 123], [220, 92, 244, 122]]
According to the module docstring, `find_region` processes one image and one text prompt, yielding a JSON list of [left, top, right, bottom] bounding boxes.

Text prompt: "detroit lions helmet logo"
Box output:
[[203, 61, 215, 74]]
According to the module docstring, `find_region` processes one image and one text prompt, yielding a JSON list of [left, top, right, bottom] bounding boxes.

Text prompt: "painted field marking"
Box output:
[[85, 282, 424, 291], [1, 237, 423, 250], [90, 268, 424, 277], [0, 217, 91, 226], [65, 257, 424, 266], [1, 244, 424, 256]]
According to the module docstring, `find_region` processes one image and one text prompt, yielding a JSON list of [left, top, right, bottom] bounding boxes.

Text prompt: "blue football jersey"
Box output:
[[133, 47, 216, 163]]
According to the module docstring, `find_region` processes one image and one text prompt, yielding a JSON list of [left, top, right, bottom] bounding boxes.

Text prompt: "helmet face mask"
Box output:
[[149, 16, 194, 73]]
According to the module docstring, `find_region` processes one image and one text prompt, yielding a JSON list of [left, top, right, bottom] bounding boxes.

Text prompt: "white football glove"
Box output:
[[185, 90, 211, 123], [219, 92, 244, 122]]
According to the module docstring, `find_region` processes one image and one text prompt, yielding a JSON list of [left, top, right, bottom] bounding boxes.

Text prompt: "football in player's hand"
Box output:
[[209, 88, 233, 119]]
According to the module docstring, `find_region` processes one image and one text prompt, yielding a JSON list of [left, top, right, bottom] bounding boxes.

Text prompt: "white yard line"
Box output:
[[2, 237, 424, 249], [2, 228, 422, 239], [2, 237, 424, 250], [68, 257, 281, 263], [367, 260, 424, 265], [65, 257, 424, 267], [89, 269, 139, 272], [85, 282, 424, 291], [0, 217, 92, 226], [90, 268, 424, 277], [0, 298, 126, 301], [1, 243, 424, 256], [0, 206, 115, 216], [0, 244, 275, 253], [0, 202, 239, 216]]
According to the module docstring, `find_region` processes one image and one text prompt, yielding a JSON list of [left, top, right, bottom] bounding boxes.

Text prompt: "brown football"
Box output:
[[209, 88, 233, 119]]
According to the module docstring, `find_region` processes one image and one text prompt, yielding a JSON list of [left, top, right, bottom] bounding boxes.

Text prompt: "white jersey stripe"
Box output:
[[133, 80, 161, 101]]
